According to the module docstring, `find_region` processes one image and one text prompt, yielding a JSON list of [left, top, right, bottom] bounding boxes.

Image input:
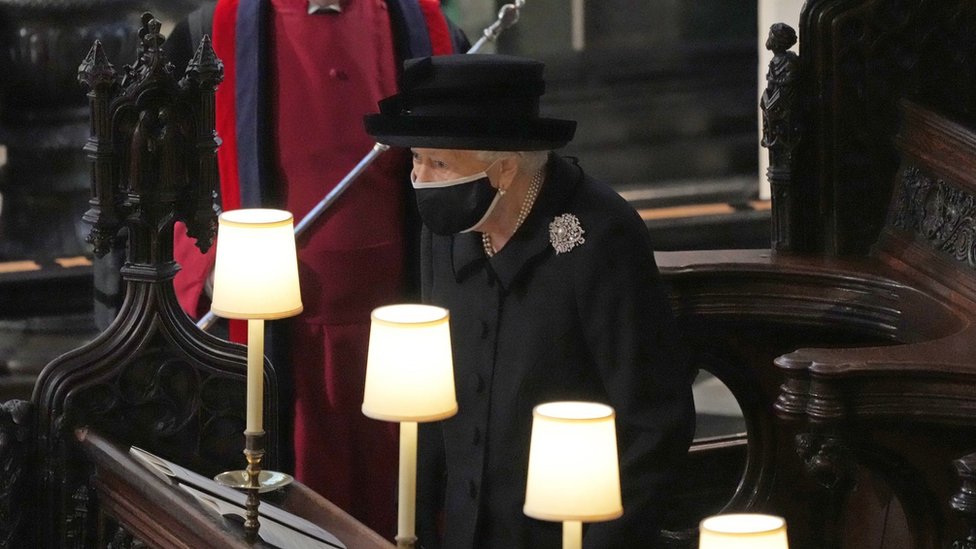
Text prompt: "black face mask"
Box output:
[[412, 166, 501, 235]]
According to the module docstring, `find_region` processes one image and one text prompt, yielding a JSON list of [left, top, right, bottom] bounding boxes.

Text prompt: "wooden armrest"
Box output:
[[775, 327, 976, 425], [76, 430, 395, 549], [77, 428, 252, 548], [657, 249, 967, 342], [278, 483, 394, 548], [657, 249, 976, 426]]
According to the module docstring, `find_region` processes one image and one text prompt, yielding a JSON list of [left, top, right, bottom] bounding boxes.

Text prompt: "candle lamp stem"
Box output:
[[563, 520, 582, 549], [246, 319, 265, 433], [395, 421, 418, 549]]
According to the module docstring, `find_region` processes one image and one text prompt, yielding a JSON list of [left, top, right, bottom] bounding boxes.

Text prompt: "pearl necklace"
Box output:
[[482, 168, 544, 258]]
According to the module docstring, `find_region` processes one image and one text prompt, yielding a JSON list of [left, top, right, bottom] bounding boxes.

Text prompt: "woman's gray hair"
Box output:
[[475, 150, 549, 176]]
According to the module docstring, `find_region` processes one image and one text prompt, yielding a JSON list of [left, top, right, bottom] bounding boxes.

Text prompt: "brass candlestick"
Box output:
[[243, 431, 266, 541], [209, 208, 302, 542], [214, 428, 292, 539]]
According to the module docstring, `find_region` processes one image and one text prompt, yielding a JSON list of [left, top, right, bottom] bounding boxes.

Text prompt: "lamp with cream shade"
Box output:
[[362, 304, 458, 548], [524, 401, 623, 549], [210, 208, 303, 540], [699, 513, 789, 549]]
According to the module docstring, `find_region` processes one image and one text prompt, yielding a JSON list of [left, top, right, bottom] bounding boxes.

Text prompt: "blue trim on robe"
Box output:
[[386, 0, 433, 60], [233, 0, 438, 207], [235, 0, 270, 208]]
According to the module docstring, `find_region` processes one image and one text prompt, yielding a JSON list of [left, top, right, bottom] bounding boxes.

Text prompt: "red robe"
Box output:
[[173, 0, 457, 538]]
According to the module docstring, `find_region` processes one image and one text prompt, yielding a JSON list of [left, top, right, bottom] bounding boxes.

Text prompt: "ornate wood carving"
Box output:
[[761, 23, 802, 252], [794, 433, 856, 549], [17, 13, 281, 548], [952, 452, 976, 549], [796, 0, 976, 255], [656, 1, 976, 547], [105, 519, 148, 549], [78, 14, 220, 258], [767, 101, 976, 548], [0, 400, 33, 547], [796, 433, 855, 491], [888, 165, 976, 269]]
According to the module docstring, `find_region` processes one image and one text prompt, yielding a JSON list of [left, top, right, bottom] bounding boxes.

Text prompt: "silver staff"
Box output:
[[197, 1, 528, 331], [468, 0, 526, 53]]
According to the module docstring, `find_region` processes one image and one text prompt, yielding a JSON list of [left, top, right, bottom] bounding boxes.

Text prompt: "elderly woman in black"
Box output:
[[364, 54, 696, 549]]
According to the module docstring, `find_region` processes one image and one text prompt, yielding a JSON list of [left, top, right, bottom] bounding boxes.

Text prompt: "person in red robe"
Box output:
[[165, 0, 466, 538]]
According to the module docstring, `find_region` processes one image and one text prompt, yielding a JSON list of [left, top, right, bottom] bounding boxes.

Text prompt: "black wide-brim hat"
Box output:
[[364, 54, 576, 151]]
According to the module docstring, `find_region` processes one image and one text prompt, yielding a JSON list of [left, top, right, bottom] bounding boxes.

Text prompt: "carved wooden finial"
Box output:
[[185, 35, 224, 88], [120, 13, 172, 91], [79, 11, 222, 259], [138, 12, 166, 58], [79, 39, 121, 258], [180, 34, 223, 254], [77, 40, 117, 91]]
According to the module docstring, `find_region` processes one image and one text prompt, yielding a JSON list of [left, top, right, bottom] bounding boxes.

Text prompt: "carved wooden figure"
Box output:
[[761, 22, 802, 252]]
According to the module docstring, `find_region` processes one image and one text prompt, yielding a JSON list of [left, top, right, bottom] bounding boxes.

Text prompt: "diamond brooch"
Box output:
[[549, 213, 585, 254]]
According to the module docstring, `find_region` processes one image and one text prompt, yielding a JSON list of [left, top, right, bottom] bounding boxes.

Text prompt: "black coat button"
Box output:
[[475, 374, 485, 393], [468, 479, 478, 498], [480, 320, 490, 339], [473, 427, 481, 445]]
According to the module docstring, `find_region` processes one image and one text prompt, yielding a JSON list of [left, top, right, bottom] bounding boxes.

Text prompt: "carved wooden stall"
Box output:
[[655, 1, 976, 548], [0, 14, 296, 548]]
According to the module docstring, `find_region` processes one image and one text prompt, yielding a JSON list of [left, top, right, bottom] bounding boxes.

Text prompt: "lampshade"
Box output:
[[362, 304, 458, 422], [699, 513, 789, 549], [211, 209, 304, 320], [523, 401, 623, 522]]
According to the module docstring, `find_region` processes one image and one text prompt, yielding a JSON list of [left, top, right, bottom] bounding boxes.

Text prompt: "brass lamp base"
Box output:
[[213, 431, 294, 541], [396, 534, 417, 548], [214, 469, 294, 492]]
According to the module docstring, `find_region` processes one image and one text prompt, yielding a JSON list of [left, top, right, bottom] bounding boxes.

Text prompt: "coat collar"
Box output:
[[451, 154, 583, 289]]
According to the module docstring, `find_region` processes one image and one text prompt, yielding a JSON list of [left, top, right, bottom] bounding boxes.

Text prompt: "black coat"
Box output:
[[417, 154, 696, 549]]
